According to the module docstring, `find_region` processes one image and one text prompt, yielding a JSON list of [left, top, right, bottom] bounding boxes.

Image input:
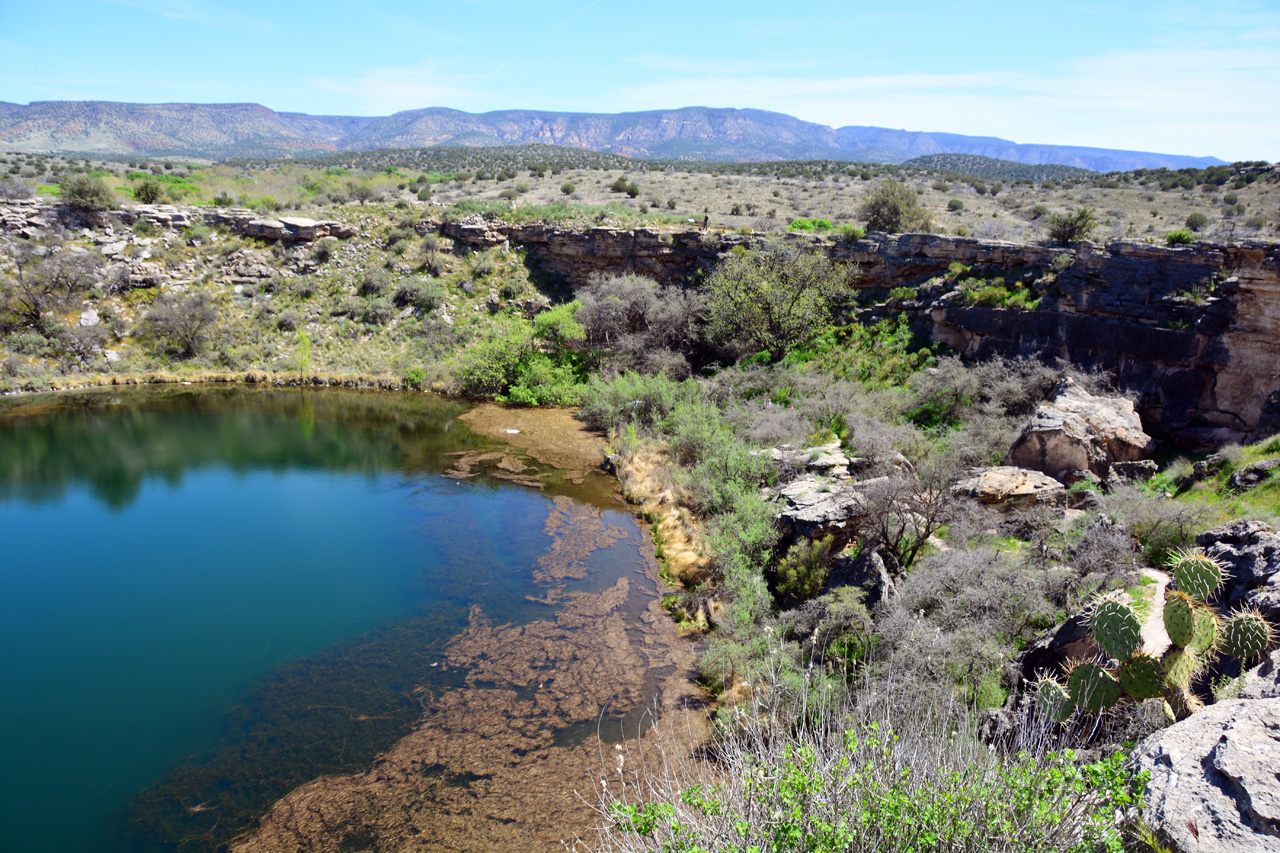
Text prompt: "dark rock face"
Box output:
[[1136, 698, 1280, 853]]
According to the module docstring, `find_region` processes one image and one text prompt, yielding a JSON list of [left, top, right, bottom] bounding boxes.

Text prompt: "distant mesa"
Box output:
[[0, 101, 1227, 172]]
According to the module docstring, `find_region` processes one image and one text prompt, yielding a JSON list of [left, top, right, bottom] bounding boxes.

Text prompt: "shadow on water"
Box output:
[[0, 386, 653, 853]]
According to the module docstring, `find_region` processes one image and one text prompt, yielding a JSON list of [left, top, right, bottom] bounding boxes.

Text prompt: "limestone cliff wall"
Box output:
[[441, 216, 1279, 448]]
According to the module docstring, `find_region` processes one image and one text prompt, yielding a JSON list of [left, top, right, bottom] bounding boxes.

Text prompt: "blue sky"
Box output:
[[1, 0, 1276, 160]]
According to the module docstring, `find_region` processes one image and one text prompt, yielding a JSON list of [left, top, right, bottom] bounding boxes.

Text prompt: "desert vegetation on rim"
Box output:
[[2, 143, 1280, 852]]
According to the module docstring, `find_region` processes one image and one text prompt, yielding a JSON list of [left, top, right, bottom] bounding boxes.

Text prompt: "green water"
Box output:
[[0, 386, 643, 852]]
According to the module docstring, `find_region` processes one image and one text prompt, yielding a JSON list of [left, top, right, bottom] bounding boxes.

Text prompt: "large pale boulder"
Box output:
[[951, 466, 1066, 511], [1003, 380, 1155, 481], [1136, 698, 1280, 852]]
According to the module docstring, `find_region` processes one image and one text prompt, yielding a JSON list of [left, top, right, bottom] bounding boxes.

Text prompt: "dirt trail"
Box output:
[[1139, 568, 1171, 658]]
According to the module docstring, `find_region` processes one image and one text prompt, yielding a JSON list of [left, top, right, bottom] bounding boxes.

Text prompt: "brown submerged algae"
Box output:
[[234, 421, 700, 853]]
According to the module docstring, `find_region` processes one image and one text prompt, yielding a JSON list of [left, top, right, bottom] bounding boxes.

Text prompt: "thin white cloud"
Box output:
[[95, 0, 275, 34]]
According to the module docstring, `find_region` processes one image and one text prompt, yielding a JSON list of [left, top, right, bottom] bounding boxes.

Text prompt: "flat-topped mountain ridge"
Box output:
[[0, 101, 1226, 171]]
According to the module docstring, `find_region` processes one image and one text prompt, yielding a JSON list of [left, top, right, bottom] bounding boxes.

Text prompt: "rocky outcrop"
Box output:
[[0, 198, 355, 243], [1003, 380, 1155, 480], [1136, 698, 1280, 852], [436, 220, 1280, 449], [951, 466, 1066, 510], [438, 214, 745, 286]]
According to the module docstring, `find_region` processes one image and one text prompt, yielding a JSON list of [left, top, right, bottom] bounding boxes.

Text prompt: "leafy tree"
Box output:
[[350, 183, 376, 205], [706, 239, 854, 361], [60, 174, 115, 211], [133, 179, 163, 204], [1046, 206, 1097, 243], [858, 180, 932, 233]]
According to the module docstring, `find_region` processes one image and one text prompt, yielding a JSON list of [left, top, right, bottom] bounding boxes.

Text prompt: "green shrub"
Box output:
[[1185, 212, 1209, 231], [1165, 228, 1195, 245], [775, 536, 834, 603], [859, 180, 933, 233], [452, 315, 533, 396], [888, 286, 916, 301], [602, 691, 1147, 853], [578, 371, 702, 433], [133, 179, 163, 204], [947, 198, 964, 212], [560, 182, 575, 195], [1046, 207, 1096, 243], [499, 353, 584, 406], [358, 297, 394, 325], [393, 280, 444, 311], [60, 174, 115, 211], [402, 366, 426, 390]]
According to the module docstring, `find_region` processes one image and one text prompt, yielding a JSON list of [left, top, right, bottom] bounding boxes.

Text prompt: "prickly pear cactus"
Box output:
[[1035, 678, 1073, 723], [1163, 590, 1197, 648], [1067, 662, 1122, 714], [1189, 606, 1220, 655], [1118, 652, 1165, 700], [1171, 549, 1225, 602], [1221, 609, 1273, 661], [1090, 597, 1142, 661], [1162, 646, 1201, 689], [1167, 686, 1205, 719]]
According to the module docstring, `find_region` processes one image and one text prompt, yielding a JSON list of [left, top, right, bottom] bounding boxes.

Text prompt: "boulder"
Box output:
[[770, 476, 884, 543], [1229, 459, 1280, 492], [1242, 649, 1280, 700], [826, 547, 894, 611], [1136, 698, 1280, 852], [952, 466, 1066, 511], [1004, 380, 1155, 481]]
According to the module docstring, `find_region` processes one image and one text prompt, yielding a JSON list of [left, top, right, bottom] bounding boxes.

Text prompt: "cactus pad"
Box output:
[[1171, 549, 1225, 601], [1090, 597, 1142, 661], [1189, 606, 1220, 655], [1035, 678, 1073, 723], [1164, 590, 1197, 648], [1118, 653, 1165, 700], [1067, 662, 1122, 714], [1166, 686, 1204, 719], [1162, 646, 1201, 689], [1221, 610, 1273, 661]]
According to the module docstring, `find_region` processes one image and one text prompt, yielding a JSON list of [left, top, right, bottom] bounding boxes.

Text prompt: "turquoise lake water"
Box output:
[[0, 387, 641, 852]]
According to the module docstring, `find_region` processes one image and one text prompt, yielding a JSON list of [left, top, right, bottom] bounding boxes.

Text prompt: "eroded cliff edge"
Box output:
[[440, 216, 1280, 449]]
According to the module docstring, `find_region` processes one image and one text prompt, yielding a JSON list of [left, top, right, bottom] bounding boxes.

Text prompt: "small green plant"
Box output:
[[560, 182, 574, 195], [1165, 228, 1194, 246], [947, 198, 964, 212], [1185, 212, 1209, 232], [402, 366, 426, 390]]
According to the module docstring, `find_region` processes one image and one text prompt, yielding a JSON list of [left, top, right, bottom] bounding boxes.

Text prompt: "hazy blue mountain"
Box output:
[[0, 101, 1228, 171]]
